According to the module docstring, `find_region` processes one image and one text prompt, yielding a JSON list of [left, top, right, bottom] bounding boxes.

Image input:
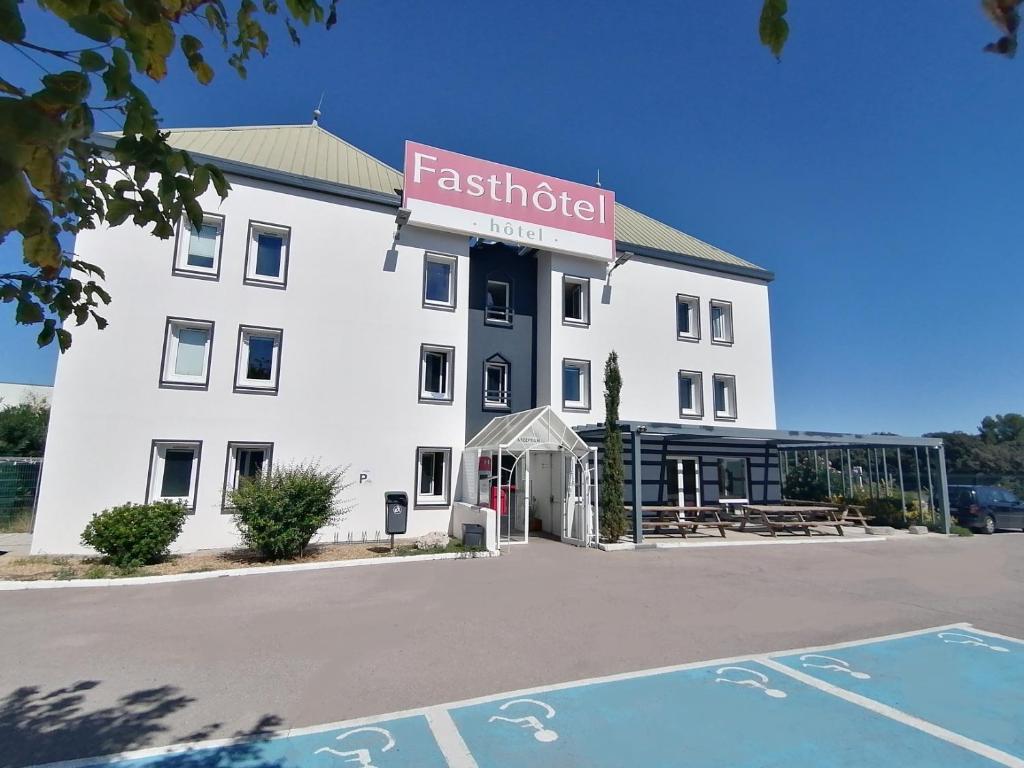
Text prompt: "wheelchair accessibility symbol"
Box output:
[[714, 666, 788, 698], [314, 726, 396, 767], [937, 632, 1009, 653], [799, 654, 871, 679], [488, 698, 559, 743]]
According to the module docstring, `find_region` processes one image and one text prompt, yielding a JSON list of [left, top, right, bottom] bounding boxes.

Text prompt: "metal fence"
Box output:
[[0, 457, 42, 533]]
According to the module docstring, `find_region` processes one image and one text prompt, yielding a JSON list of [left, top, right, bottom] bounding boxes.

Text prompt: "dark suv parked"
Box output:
[[948, 485, 1024, 534]]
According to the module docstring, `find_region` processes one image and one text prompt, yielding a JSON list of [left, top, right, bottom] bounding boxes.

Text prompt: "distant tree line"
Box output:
[[0, 398, 49, 456], [926, 413, 1024, 476]]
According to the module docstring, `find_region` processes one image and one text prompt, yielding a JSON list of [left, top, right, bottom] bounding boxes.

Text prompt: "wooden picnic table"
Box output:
[[740, 504, 845, 537], [625, 505, 736, 538]]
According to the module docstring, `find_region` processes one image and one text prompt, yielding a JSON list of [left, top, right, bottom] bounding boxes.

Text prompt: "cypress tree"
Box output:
[[600, 351, 628, 541]]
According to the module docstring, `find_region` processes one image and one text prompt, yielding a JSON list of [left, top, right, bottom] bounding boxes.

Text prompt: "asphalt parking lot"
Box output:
[[1, 533, 1023, 767]]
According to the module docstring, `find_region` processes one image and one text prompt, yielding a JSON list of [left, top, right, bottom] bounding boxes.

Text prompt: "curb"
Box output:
[[0, 549, 499, 591], [597, 536, 888, 552]]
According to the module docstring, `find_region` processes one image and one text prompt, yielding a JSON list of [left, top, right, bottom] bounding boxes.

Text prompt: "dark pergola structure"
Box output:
[[573, 421, 950, 543]]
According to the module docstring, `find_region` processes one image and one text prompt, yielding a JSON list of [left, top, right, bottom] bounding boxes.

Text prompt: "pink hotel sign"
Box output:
[[402, 141, 616, 261]]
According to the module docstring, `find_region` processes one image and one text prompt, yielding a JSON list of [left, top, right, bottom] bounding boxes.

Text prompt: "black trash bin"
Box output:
[[462, 523, 485, 549]]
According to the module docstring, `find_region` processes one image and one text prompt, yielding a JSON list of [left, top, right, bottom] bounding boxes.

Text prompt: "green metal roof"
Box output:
[[108, 123, 769, 276]]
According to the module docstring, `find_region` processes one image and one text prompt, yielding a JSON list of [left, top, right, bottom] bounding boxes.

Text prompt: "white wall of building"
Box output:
[[537, 250, 776, 429], [33, 176, 470, 554]]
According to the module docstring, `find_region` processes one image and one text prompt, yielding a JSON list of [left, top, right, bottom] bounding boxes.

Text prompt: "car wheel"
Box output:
[[982, 515, 996, 535]]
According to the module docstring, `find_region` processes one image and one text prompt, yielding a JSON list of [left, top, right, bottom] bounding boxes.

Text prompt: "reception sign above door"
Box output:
[[402, 141, 616, 261]]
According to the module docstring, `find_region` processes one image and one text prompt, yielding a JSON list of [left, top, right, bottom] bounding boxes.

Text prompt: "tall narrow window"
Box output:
[[562, 275, 590, 326], [423, 253, 457, 309], [148, 441, 202, 509], [678, 370, 704, 418], [419, 344, 454, 403], [710, 300, 734, 344], [222, 442, 273, 510], [676, 294, 700, 341], [485, 280, 512, 325], [562, 359, 591, 411], [712, 374, 737, 420], [415, 447, 451, 506], [235, 326, 283, 394], [244, 221, 290, 287], [483, 355, 510, 410], [160, 318, 214, 389], [174, 213, 224, 278]]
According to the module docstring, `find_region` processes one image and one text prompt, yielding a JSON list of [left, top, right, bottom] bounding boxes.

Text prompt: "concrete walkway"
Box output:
[[0, 532, 30, 557], [0, 533, 1022, 767]]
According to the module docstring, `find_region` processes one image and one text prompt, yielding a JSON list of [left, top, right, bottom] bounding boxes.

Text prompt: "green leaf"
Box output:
[[15, 296, 44, 325], [56, 327, 72, 351], [103, 48, 131, 100], [67, 13, 115, 43], [0, 0, 26, 42], [192, 164, 210, 194], [36, 318, 56, 347], [180, 33, 202, 56], [759, 0, 789, 60], [79, 50, 106, 72]]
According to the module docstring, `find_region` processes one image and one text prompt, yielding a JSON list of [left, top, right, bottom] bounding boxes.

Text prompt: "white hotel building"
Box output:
[[34, 121, 917, 555]]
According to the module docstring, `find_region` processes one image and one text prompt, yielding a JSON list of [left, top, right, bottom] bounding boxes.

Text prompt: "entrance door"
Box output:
[[561, 454, 586, 546], [666, 457, 701, 508]]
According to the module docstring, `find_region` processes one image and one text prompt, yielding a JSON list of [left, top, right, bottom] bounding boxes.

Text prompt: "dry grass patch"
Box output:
[[0, 540, 414, 581]]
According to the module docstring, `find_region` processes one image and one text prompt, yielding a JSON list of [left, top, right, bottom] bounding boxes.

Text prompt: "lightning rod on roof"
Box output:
[[595, 168, 602, 188], [312, 91, 325, 126]]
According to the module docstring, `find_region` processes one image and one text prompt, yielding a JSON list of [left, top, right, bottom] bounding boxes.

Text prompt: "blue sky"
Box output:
[[2, 1, 1021, 435]]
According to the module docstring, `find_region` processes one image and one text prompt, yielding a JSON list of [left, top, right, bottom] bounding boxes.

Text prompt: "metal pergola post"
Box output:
[[825, 449, 832, 498], [914, 446, 924, 517], [631, 428, 643, 544], [936, 444, 951, 535], [896, 447, 906, 516], [925, 448, 936, 526]]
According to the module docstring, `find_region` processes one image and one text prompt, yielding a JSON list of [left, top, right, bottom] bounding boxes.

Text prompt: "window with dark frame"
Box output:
[[676, 295, 700, 340], [713, 374, 737, 419], [563, 276, 589, 325], [235, 327, 282, 393], [717, 457, 749, 501], [244, 222, 290, 287], [678, 370, 703, 418], [562, 359, 590, 410], [148, 441, 201, 509], [483, 356, 510, 409], [485, 280, 512, 325], [416, 448, 450, 506], [420, 345, 453, 402], [710, 300, 734, 344], [423, 253, 456, 309]]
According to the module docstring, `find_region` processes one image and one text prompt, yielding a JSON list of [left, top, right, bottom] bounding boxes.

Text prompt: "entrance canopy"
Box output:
[[466, 406, 591, 458]]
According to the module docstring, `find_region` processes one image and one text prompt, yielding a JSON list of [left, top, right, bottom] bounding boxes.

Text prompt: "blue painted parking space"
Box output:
[[773, 628, 1024, 761], [91, 715, 449, 768], [55, 624, 1024, 768], [448, 660, 999, 767]]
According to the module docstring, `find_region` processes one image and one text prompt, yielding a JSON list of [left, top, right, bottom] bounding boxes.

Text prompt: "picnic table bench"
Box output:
[[740, 504, 845, 537], [782, 500, 875, 529], [625, 505, 736, 538]]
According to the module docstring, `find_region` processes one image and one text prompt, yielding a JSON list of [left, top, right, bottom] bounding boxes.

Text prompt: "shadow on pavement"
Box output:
[[0, 681, 283, 768]]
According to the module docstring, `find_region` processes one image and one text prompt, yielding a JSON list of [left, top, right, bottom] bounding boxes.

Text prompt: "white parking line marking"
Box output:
[[760, 657, 1024, 768], [425, 708, 479, 768]]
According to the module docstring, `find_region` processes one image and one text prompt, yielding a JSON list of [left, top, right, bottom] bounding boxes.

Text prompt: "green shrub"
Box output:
[[80, 501, 188, 567], [230, 462, 349, 560], [863, 497, 908, 528]]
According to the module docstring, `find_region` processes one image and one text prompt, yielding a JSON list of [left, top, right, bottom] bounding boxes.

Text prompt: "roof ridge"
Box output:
[[311, 123, 403, 177], [615, 199, 748, 261]]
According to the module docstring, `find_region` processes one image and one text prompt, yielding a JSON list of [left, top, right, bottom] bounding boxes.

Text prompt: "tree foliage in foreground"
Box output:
[[599, 351, 628, 542], [759, 1, 1023, 59], [1, 0, 337, 351]]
